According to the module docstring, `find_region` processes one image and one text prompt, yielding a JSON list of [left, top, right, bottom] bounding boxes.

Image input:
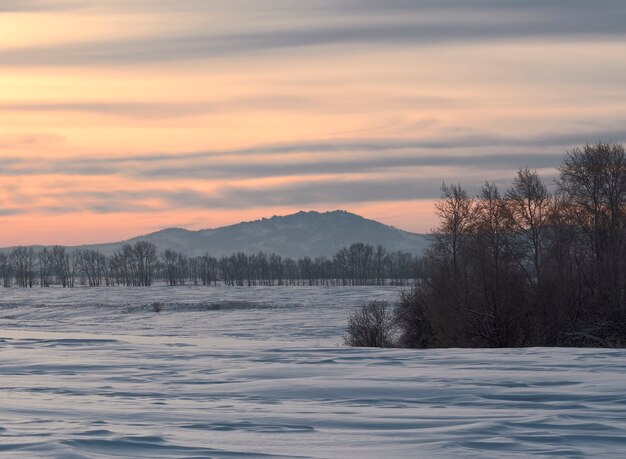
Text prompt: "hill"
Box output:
[[6, 210, 430, 258]]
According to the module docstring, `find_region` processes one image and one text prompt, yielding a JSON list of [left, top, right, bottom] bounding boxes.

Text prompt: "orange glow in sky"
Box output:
[[1, 2, 626, 245]]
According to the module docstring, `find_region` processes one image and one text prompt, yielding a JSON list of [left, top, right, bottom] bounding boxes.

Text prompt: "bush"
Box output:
[[344, 301, 395, 347], [394, 287, 432, 348], [151, 302, 164, 313]]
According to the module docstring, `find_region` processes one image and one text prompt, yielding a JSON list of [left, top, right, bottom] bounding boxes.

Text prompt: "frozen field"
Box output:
[[1, 286, 625, 458]]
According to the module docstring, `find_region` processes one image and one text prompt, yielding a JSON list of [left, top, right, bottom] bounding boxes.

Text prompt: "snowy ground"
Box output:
[[1, 286, 625, 458]]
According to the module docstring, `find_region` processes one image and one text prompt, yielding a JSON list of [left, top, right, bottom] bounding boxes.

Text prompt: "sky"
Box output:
[[1, 0, 626, 245]]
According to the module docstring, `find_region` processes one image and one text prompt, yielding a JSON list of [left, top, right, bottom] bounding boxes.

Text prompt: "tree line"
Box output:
[[0, 242, 422, 288], [346, 142, 626, 348]]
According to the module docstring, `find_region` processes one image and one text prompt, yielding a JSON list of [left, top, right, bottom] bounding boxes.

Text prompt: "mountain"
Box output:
[[8, 211, 431, 258]]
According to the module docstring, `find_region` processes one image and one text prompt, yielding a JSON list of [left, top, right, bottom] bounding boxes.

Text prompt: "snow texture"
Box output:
[[1, 286, 625, 458]]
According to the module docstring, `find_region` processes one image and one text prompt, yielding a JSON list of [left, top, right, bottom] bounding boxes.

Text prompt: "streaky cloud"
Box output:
[[1, 2, 625, 66], [2, 126, 625, 179], [0, 96, 314, 119]]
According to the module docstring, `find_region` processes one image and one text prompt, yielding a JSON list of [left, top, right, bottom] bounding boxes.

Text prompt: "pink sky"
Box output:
[[1, 2, 625, 245]]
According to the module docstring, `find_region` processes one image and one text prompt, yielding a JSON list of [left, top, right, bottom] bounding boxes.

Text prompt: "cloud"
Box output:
[[2, 126, 625, 180], [0, 133, 65, 150], [174, 179, 447, 208], [19, 160, 561, 216], [39, 173, 534, 215], [19, 179, 442, 215], [0, 102, 213, 119], [0, 162, 117, 176], [0, 209, 24, 216], [0, 0, 67, 12], [134, 152, 562, 181], [0, 164, 530, 216], [0, 96, 316, 119], [1, 1, 625, 66], [1, 125, 615, 216]]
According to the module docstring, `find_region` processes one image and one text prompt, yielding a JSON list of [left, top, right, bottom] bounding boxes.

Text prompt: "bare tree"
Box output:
[[38, 248, 52, 287], [434, 183, 474, 283], [558, 142, 626, 314], [506, 168, 551, 286], [0, 253, 11, 287], [133, 241, 158, 286], [11, 247, 35, 288]]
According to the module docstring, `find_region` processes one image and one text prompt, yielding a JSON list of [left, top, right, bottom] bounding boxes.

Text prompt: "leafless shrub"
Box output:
[[394, 287, 431, 348], [344, 301, 395, 347]]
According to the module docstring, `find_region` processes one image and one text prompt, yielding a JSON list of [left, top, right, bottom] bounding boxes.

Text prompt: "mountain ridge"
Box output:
[[3, 210, 430, 258]]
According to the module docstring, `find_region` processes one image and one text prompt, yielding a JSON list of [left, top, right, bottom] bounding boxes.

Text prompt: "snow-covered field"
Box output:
[[1, 286, 625, 458]]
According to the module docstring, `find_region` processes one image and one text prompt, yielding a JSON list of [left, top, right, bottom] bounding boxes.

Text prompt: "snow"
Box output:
[[1, 286, 625, 458]]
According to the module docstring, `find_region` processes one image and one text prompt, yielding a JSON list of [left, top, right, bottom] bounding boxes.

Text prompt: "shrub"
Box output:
[[394, 287, 432, 348], [344, 301, 395, 347]]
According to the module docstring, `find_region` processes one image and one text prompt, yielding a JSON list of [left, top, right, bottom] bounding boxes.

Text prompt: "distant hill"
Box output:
[[4, 210, 431, 258]]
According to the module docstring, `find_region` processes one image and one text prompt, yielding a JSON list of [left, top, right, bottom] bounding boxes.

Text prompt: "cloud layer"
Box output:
[[1, 1, 625, 244], [2, 2, 626, 66]]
